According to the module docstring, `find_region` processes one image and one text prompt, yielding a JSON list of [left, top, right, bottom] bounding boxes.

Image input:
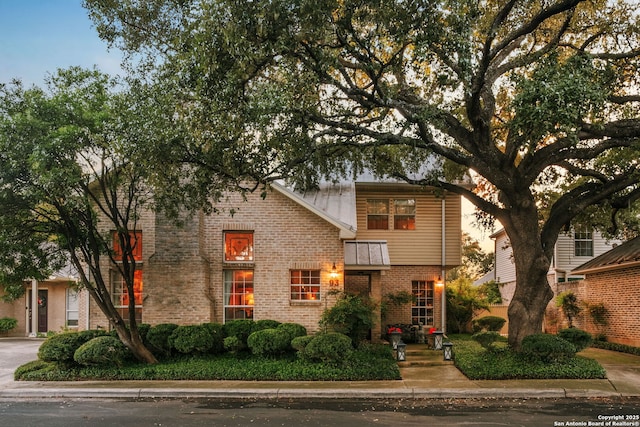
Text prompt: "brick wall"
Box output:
[[551, 266, 640, 347]]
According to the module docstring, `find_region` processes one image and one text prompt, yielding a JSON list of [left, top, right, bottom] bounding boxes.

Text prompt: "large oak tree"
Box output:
[[84, 0, 640, 348]]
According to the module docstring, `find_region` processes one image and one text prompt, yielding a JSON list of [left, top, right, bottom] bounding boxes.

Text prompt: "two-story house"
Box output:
[[80, 173, 462, 340]]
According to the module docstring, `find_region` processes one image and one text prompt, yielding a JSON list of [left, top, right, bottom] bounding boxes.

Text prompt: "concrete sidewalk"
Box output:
[[1, 340, 639, 400]]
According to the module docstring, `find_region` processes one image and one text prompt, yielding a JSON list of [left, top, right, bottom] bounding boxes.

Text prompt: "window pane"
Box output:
[[394, 199, 415, 230], [224, 232, 254, 262], [412, 280, 434, 326], [290, 270, 321, 301], [574, 230, 593, 256], [224, 270, 254, 321], [66, 289, 79, 327], [113, 231, 142, 261], [367, 200, 389, 230]]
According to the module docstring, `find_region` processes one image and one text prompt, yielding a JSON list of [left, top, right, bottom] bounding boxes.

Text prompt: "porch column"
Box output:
[[29, 279, 38, 337]]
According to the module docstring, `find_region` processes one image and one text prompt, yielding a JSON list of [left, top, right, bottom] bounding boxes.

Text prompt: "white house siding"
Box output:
[[554, 231, 621, 281]]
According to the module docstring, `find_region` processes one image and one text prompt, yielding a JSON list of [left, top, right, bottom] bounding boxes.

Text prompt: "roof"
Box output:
[[572, 236, 640, 275], [344, 240, 391, 270]]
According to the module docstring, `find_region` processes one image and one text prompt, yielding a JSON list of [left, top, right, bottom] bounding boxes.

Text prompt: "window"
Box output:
[[224, 232, 254, 262], [394, 199, 416, 230], [411, 280, 434, 326], [290, 270, 320, 301], [112, 231, 142, 261], [111, 269, 143, 325], [66, 289, 79, 327], [574, 230, 594, 257], [367, 199, 389, 229], [224, 270, 254, 321]]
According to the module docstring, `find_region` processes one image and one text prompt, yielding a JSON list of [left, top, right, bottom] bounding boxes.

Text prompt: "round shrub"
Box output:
[[252, 319, 281, 332], [247, 328, 292, 356], [74, 336, 132, 367], [472, 316, 506, 333], [203, 322, 226, 354], [223, 319, 255, 346], [277, 323, 307, 340], [224, 336, 245, 353], [301, 332, 353, 364], [520, 333, 576, 363], [291, 335, 314, 352], [38, 330, 107, 366], [558, 328, 593, 352], [472, 331, 501, 351], [169, 324, 214, 354], [146, 323, 179, 358], [110, 323, 151, 343], [0, 317, 18, 333]]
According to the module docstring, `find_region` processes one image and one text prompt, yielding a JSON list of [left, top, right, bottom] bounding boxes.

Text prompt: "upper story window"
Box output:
[[366, 198, 416, 230], [574, 229, 594, 257], [367, 199, 389, 229], [112, 231, 142, 261], [290, 270, 321, 301], [394, 199, 416, 230], [225, 231, 254, 262]]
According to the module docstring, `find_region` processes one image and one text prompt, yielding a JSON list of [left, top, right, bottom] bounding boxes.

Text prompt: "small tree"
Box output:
[[320, 292, 376, 347], [446, 277, 490, 334], [556, 291, 582, 328]]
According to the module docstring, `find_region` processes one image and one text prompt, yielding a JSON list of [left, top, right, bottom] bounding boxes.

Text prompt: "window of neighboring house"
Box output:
[[224, 270, 254, 321], [290, 270, 321, 301], [66, 288, 79, 327], [367, 199, 389, 229], [112, 231, 143, 261], [111, 269, 143, 325], [411, 280, 434, 326], [224, 232, 254, 262], [394, 199, 416, 230], [574, 230, 594, 256]]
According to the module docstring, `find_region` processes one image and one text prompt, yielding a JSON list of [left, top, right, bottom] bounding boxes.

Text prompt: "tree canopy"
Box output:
[[82, 0, 640, 348]]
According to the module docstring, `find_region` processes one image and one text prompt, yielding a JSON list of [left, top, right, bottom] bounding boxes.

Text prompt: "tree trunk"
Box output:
[[112, 322, 158, 364], [506, 227, 555, 350]]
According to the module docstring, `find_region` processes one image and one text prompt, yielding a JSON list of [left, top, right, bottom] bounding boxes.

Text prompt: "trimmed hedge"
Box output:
[[169, 325, 214, 354], [472, 331, 501, 350], [0, 317, 18, 333], [223, 320, 255, 346], [591, 340, 640, 356], [38, 330, 108, 367], [520, 333, 576, 363], [146, 323, 179, 358], [300, 332, 353, 364], [472, 316, 506, 333], [203, 323, 225, 354], [247, 328, 291, 356], [558, 328, 592, 352], [74, 336, 132, 367]]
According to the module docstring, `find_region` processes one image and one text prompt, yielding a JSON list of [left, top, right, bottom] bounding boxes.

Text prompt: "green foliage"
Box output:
[[446, 278, 490, 333], [478, 281, 502, 305], [380, 291, 414, 321], [320, 293, 376, 346], [471, 331, 502, 351], [0, 317, 18, 333], [146, 323, 179, 358], [247, 328, 292, 356], [558, 328, 593, 352], [520, 334, 577, 364], [586, 302, 609, 328], [276, 323, 307, 341], [252, 319, 281, 332], [591, 340, 640, 356], [472, 316, 506, 333], [556, 291, 582, 328], [300, 332, 353, 365], [291, 335, 314, 352], [14, 360, 53, 380], [38, 330, 108, 367], [168, 325, 214, 354], [223, 336, 244, 353], [74, 336, 133, 367], [223, 320, 255, 346], [202, 322, 226, 354]]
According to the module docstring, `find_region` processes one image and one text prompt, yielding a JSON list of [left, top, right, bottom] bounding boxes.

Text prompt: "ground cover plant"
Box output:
[[15, 320, 400, 382], [451, 334, 606, 380]]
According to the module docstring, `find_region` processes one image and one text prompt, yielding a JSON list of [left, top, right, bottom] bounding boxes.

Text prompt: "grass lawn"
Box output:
[[449, 334, 607, 380], [15, 345, 402, 382]]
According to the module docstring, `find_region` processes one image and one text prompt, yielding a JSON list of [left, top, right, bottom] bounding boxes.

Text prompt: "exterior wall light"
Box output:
[[329, 262, 340, 287]]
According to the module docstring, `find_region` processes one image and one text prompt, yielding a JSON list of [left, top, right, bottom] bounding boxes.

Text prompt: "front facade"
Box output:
[[82, 176, 462, 340]]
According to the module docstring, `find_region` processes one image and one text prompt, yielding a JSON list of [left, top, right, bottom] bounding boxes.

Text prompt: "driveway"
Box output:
[[0, 338, 42, 386]]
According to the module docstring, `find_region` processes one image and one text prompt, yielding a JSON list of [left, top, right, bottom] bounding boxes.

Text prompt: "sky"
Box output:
[[0, 0, 495, 251], [0, 0, 123, 87]]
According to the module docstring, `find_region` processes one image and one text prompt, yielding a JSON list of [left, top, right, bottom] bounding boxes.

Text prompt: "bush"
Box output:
[[223, 336, 244, 353], [558, 328, 592, 352], [146, 323, 179, 358], [247, 328, 291, 356], [169, 325, 214, 354], [223, 320, 255, 346], [591, 340, 640, 356], [252, 319, 281, 332], [38, 330, 107, 366], [0, 317, 18, 333], [276, 322, 307, 340], [300, 332, 353, 364], [203, 323, 226, 354], [74, 336, 132, 367], [291, 335, 314, 352], [472, 331, 501, 351], [320, 294, 376, 346], [520, 333, 576, 363], [472, 316, 506, 333]]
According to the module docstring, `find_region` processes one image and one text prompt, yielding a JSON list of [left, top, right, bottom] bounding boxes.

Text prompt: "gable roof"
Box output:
[[572, 236, 640, 274]]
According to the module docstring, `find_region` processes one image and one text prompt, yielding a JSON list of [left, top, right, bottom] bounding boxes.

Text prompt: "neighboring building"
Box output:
[[564, 236, 640, 347], [82, 174, 462, 340], [0, 264, 80, 337], [481, 228, 620, 304]]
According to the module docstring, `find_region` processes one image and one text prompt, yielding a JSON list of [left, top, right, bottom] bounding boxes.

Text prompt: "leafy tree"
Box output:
[[447, 233, 494, 281], [446, 277, 489, 334], [84, 0, 640, 348], [0, 68, 158, 363]]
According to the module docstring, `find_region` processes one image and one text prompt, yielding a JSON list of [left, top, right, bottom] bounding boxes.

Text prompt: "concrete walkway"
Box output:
[[1, 340, 639, 400]]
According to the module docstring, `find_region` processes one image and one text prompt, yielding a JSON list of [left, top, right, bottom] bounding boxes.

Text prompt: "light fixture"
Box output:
[[431, 330, 444, 350], [389, 329, 402, 350], [329, 262, 340, 287], [396, 341, 407, 361], [436, 276, 444, 287], [443, 342, 454, 361]]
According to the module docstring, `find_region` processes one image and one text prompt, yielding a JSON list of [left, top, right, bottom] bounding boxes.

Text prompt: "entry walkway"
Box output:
[[1, 340, 639, 400]]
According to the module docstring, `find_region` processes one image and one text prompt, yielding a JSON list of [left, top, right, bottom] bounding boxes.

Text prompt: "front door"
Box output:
[[28, 289, 48, 333]]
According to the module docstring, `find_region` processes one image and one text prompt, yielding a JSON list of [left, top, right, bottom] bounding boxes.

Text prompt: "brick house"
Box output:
[[81, 174, 462, 340], [557, 236, 640, 347]]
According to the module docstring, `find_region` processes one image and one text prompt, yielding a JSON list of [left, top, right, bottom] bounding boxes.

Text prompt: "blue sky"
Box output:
[[0, 0, 123, 87]]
